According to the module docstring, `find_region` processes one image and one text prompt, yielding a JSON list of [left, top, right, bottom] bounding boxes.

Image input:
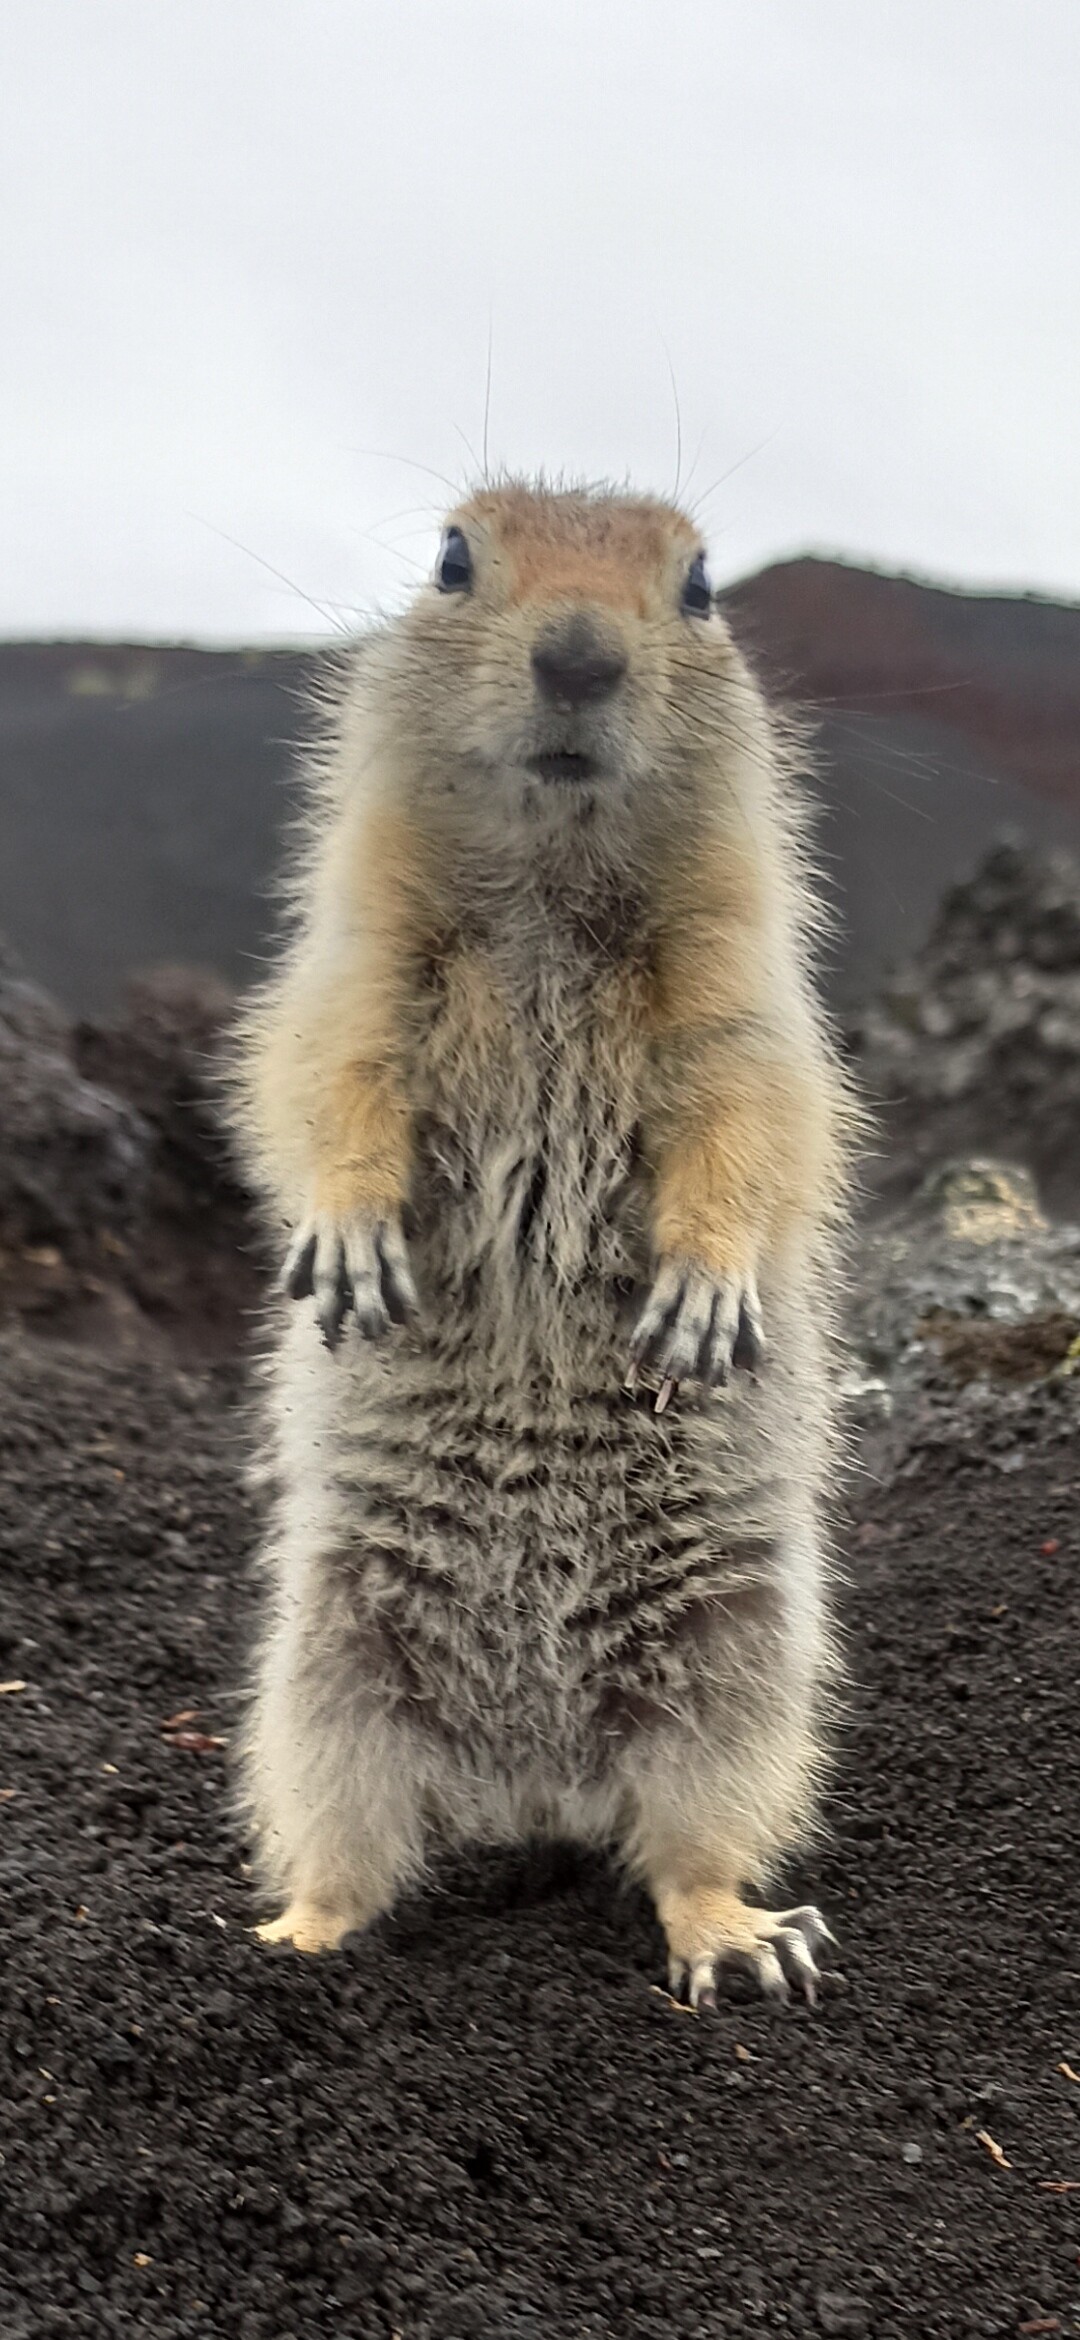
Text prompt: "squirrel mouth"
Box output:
[[527, 750, 598, 785]]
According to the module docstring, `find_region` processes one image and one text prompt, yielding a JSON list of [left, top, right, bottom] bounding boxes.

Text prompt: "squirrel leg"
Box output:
[[241, 1581, 426, 1955], [625, 1683, 833, 2008]]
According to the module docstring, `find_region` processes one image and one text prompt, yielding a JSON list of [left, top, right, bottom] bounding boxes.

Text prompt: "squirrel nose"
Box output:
[[531, 621, 628, 707]]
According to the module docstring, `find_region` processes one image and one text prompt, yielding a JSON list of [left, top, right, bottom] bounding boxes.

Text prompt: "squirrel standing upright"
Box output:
[[227, 480, 856, 2008]]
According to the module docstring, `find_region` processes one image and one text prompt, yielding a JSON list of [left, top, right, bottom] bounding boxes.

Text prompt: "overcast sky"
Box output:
[[2, 0, 1077, 640]]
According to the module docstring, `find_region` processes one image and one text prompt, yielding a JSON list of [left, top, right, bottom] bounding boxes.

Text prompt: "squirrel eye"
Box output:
[[436, 526, 473, 594], [681, 552, 712, 617]]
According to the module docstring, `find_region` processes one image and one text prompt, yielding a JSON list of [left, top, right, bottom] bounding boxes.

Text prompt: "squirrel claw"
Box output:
[[662, 1902, 833, 2012], [282, 1230, 317, 1302], [282, 1212, 418, 1351], [629, 1258, 765, 1394]]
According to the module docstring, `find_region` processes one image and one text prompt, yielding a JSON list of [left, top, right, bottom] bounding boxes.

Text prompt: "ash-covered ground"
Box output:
[[1, 846, 1079, 2340]]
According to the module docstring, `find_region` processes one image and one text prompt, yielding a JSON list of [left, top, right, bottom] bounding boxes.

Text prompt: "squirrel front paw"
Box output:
[[282, 1209, 419, 1352], [627, 1256, 764, 1412]]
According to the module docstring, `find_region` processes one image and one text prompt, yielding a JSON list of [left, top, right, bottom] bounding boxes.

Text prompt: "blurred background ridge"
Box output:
[[3, 552, 1079, 1016]]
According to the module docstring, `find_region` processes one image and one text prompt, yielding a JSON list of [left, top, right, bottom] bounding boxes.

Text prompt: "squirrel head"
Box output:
[[373, 480, 744, 821]]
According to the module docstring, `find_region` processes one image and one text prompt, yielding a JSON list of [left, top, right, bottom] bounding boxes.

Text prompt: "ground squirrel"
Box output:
[[228, 479, 856, 2006]]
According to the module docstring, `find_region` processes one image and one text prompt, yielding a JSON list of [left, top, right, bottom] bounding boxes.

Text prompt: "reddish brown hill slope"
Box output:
[[721, 557, 1080, 808]]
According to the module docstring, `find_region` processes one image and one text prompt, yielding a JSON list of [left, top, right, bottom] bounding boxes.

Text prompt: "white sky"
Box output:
[[2, 0, 1077, 640]]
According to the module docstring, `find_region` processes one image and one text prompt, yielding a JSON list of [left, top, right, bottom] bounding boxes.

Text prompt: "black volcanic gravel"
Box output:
[[1, 1330, 1078, 2339]]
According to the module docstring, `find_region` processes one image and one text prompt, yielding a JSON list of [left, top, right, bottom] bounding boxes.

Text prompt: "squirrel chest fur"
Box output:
[[229, 479, 855, 2003]]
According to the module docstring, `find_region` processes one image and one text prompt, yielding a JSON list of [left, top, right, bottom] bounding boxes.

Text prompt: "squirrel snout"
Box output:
[[531, 619, 628, 708]]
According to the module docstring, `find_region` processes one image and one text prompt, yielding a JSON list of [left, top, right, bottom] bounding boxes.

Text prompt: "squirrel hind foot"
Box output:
[[252, 1900, 358, 1955], [659, 1892, 835, 2012]]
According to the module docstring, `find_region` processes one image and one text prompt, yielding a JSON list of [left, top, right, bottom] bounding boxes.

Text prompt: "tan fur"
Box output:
[[226, 478, 858, 2003], [235, 802, 434, 1223], [463, 483, 697, 613]]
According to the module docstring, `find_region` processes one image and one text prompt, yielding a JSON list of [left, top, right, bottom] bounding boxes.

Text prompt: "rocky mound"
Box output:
[[845, 1156, 1080, 1483], [0, 947, 261, 1352], [850, 840, 1080, 1216]]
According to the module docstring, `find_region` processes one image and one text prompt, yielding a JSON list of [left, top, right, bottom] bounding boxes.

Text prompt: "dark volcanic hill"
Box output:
[[719, 559, 1080, 1002], [0, 641, 310, 1015], [3, 559, 1080, 1012]]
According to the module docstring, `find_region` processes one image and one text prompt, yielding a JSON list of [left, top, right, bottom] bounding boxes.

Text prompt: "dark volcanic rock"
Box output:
[[855, 1159, 1080, 1378], [0, 941, 150, 1263], [851, 839, 1080, 1214], [0, 943, 260, 1350], [847, 1156, 1080, 1479], [74, 964, 262, 1352]]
